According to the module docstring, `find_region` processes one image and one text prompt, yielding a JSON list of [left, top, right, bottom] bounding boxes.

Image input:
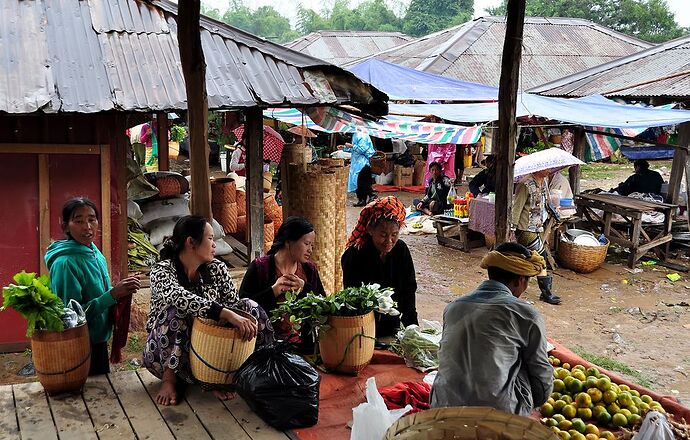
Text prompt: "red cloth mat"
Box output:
[[291, 351, 424, 440], [373, 184, 426, 193], [379, 381, 431, 413]]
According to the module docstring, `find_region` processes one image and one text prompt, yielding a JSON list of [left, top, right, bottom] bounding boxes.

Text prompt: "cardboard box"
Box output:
[[394, 165, 414, 187]]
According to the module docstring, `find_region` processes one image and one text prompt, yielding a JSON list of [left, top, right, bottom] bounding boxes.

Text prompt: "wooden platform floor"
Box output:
[[0, 369, 292, 440]]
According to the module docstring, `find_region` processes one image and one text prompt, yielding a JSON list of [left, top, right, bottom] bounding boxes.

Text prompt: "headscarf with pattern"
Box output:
[[346, 196, 406, 249]]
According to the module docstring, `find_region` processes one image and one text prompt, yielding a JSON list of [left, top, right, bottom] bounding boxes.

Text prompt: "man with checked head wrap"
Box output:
[[431, 242, 553, 416]]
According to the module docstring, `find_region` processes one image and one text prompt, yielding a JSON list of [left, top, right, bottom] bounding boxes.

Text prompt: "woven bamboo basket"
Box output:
[[286, 164, 337, 293], [190, 312, 257, 385], [384, 407, 556, 440], [236, 190, 246, 216], [281, 143, 312, 217], [31, 323, 91, 395], [263, 172, 273, 193], [369, 151, 386, 175], [234, 215, 248, 242], [332, 164, 349, 292], [558, 238, 609, 274], [264, 218, 275, 254], [319, 311, 375, 374], [211, 202, 238, 234], [264, 194, 283, 232], [155, 176, 183, 198], [211, 178, 236, 204]]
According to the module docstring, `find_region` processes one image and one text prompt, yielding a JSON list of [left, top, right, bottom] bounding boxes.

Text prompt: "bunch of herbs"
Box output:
[[2, 271, 65, 337]]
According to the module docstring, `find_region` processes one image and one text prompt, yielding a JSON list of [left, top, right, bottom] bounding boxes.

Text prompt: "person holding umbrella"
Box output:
[[511, 148, 583, 305]]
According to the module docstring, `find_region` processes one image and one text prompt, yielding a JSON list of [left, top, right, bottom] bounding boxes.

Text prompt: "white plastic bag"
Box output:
[[350, 377, 411, 440], [396, 320, 442, 372], [62, 299, 86, 329], [632, 411, 674, 440]]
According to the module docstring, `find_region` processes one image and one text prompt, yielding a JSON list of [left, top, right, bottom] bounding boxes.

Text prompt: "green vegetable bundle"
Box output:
[[2, 271, 65, 337], [127, 218, 159, 270], [272, 283, 399, 343], [393, 322, 442, 372]]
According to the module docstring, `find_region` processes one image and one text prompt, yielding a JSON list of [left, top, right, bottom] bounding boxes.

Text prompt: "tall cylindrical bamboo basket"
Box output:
[[210, 178, 236, 204], [235, 215, 248, 243], [317, 159, 348, 292], [211, 202, 238, 234], [319, 312, 375, 374], [190, 312, 257, 385], [236, 190, 246, 216], [384, 407, 556, 440], [264, 194, 283, 232], [264, 218, 275, 254], [281, 143, 312, 218], [31, 324, 91, 395], [286, 164, 337, 293]]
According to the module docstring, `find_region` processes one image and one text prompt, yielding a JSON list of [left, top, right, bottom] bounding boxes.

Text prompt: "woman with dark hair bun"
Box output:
[[45, 197, 141, 376], [144, 215, 274, 406], [239, 216, 324, 338]]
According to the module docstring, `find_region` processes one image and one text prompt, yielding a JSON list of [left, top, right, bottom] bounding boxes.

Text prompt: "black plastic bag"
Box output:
[[233, 344, 320, 429]]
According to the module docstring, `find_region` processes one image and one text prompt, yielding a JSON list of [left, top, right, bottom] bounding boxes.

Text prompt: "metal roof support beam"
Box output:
[[179, 0, 211, 220], [494, 0, 526, 244]]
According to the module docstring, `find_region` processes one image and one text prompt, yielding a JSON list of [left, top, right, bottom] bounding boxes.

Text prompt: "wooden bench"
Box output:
[[432, 215, 485, 252]]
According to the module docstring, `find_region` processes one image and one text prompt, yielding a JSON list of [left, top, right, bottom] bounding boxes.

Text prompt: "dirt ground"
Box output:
[[2, 160, 688, 408]]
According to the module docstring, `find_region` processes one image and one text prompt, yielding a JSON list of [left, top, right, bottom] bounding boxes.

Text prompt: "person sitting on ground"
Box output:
[[468, 155, 497, 196], [612, 159, 664, 196], [354, 164, 377, 207], [144, 216, 272, 406], [341, 196, 418, 338], [431, 242, 553, 415], [239, 216, 324, 341], [414, 162, 453, 215]]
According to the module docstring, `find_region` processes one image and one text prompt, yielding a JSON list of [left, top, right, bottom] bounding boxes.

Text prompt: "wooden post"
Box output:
[[569, 127, 586, 195], [178, 0, 211, 219], [667, 122, 690, 204], [245, 107, 265, 260], [157, 112, 169, 171], [494, 0, 526, 244]]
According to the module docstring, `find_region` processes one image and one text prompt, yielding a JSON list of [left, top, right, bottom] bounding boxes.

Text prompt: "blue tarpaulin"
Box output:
[[348, 58, 499, 102]]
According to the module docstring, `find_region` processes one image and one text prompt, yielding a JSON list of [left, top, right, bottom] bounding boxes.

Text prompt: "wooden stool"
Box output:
[[432, 216, 485, 252]]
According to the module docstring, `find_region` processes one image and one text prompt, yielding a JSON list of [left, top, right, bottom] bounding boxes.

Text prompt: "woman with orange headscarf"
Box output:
[[341, 196, 418, 338]]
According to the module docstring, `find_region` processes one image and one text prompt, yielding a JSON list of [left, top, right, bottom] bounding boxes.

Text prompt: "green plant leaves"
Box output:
[[2, 271, 65, 337]]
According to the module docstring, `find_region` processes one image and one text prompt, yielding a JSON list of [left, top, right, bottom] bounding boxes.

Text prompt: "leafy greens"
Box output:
[[2, 271, 65, 337]]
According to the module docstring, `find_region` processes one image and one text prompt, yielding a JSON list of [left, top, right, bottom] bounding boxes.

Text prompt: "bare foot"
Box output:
[[156, 368, 178, 406], [211, 389, 236, 401]]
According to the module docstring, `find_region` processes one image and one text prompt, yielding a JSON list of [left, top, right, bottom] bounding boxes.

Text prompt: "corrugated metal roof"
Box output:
[[0, 0, 386, 114], [530, 36, 690, 98], [286, 31, 413, 67], [354, 16, 651, 90]]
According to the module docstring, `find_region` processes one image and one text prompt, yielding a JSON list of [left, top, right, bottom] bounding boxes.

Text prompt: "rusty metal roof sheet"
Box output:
[[286, 31, 413, 67], [356, 16, 650, 90], [0, 0, 386, 114], [530, 36, 690, 98]]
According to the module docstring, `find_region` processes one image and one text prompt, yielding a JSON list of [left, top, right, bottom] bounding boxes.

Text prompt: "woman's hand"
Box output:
[[221, 309, 257, 341], [271, 275, 303, 297], [110, 276, 141, 301]]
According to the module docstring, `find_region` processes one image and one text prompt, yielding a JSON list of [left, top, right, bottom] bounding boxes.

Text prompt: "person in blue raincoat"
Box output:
[[341, 128, 376, 198]]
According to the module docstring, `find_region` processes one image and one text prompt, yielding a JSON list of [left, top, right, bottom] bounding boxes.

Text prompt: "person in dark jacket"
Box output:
[[354, 164, 377, 207], [341, 196, 418, 338], [469, 155, 497, 196], [613, 159, 664, 196], [414, 162, 452, 215], [239, 216, 325, 339]]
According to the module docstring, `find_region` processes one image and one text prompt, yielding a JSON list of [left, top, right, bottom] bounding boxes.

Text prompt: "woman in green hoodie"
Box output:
[[45, 198, 141, 375]]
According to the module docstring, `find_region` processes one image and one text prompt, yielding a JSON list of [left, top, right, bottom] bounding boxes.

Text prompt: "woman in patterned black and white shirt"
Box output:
[[144, 215, 274, 406]]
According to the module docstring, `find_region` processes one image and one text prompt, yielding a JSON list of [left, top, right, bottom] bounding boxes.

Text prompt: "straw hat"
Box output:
[[227, 172, 246, 189], [288, 125, 316, 138]]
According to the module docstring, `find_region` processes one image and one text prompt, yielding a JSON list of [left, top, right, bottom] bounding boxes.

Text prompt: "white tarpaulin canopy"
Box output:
[[389, 94, 690, 129]]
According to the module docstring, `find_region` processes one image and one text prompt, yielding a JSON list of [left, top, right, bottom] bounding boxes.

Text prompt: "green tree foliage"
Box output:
[[297, 0, 403, 34], [403, 0, 473, 37], [485, 0, 686, 43], [220, 0, 299, 42]]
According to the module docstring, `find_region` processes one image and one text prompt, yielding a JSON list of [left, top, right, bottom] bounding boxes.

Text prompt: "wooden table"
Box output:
[[0, 369, 291, 440], [432, 215, 485, 252], [575, 193, 676, 268]]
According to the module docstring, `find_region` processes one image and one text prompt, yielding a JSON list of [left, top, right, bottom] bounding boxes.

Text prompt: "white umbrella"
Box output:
[[513, 148, 584, 180]]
